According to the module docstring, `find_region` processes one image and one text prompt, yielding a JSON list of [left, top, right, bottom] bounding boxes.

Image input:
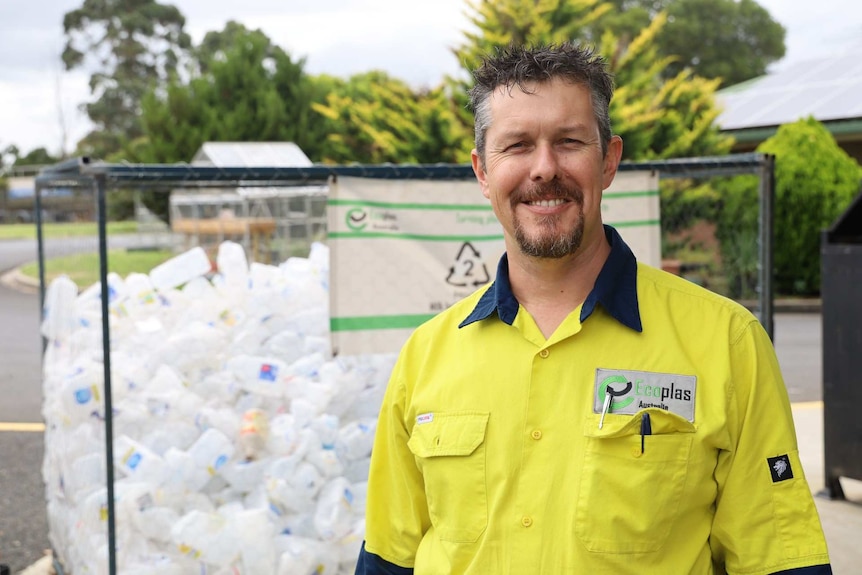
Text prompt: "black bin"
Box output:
[[821, 189, 862, 499]]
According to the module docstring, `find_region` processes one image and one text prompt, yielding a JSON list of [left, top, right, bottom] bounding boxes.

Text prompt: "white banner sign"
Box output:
[[328, 171, 659, 355]]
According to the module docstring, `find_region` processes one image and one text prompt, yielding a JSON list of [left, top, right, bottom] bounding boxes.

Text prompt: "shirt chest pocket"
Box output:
[[575, 408, 696, 554], [407, 411, 489, 543]]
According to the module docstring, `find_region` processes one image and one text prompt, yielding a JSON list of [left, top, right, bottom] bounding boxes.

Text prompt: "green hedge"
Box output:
[[717, 117, 862, 296]]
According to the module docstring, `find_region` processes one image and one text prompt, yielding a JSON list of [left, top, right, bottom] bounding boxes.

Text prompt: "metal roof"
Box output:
[[191, 141, 313, 168], [717, 41, 862, 131]]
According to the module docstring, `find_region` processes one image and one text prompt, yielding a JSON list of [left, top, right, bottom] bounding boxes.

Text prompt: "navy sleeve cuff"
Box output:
[[769, 565, 832, 575], [354, 542, 830, 575], [355, 541, 414, 575]]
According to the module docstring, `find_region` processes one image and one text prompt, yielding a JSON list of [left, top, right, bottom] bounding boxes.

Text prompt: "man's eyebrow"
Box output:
[[558, 123, 592, 134], [490, 124, 595, 144], [494, 129, 530, 141], [497, 124, 592, 136]]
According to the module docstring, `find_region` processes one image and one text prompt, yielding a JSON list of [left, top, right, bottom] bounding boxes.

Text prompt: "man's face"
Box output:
[[471, 78, 622, 260]]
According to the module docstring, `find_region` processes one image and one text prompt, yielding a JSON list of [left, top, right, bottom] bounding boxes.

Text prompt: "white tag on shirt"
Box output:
[[594, 368, 697, 422], [416, 413, 434, 425]]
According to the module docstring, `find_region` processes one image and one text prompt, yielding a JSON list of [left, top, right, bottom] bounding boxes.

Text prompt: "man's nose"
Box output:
[[529, 143, 560, 182]]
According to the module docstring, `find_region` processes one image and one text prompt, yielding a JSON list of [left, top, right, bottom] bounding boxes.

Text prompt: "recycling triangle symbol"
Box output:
[[446, 242, 491, 287]]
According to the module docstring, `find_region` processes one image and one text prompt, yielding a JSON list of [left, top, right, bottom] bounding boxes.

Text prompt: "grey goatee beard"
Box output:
[[512, 180, 585, 259]]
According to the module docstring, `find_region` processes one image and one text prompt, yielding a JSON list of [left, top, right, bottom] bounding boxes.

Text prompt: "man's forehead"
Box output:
[[490, 77, 586, 98], [486, 81, 596, 133]]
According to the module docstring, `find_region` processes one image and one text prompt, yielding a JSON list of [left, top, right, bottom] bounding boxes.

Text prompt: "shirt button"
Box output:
[[531, 430, 543, 440], [521, 516, 533, 528], [631, 447, 643, 458], [539, 349, 550, 358]]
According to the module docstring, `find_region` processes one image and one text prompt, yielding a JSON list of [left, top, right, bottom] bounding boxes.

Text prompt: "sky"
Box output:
[[0, 0, 860, 159]]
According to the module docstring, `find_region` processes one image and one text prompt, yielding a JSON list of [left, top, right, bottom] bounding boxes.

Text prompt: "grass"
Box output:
[[0, 221, 139, 240], [19, 249, 175, 289]]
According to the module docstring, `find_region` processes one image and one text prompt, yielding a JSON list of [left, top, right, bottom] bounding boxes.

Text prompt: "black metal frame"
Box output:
[[34, 152, 774, 574]]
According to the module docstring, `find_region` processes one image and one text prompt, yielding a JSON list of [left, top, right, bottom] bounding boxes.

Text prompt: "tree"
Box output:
[[588, 0, 665, 44], [715, 118, 862, 296], [453, 0, 733, 161], [15, 148, 60, 166], [758, 118, 861, 295], [62, 0, 192, 158], [594, 0, 785, 87], [658, 0, 785, 86], [129, 23, 331, 221], [1, 144, 20, 169], [136, 22, 327, 164], [603, 13, 733, 160], [312, 71, 468, 164], [194, 20, 328, 157], [455, 0, 611, 71]]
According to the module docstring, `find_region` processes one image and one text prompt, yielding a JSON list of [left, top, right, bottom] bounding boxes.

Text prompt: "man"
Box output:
[[356, 43, 831, 574]]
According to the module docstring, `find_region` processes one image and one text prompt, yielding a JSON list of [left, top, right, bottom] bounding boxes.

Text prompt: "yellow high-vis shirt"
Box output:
[[362, 226, 830, 575]]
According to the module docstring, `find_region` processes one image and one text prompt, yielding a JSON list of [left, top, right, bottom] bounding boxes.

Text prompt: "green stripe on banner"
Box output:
[[331, 314, 438, 332], [612, 219, 660, 228], [604, 190, 659, 199], [329, 231, 506, 241], [329, 198, 493, 211]]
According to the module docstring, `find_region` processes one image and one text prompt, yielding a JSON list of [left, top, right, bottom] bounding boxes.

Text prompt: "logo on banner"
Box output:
[[446, 242, 490, 288], [345, 207, 399, 232], [346, 208, 368, 231]]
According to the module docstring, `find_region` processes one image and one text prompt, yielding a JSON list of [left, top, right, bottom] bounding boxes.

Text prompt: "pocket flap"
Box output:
[[584, 407, 696, 438], [407, 411, 489, 458]]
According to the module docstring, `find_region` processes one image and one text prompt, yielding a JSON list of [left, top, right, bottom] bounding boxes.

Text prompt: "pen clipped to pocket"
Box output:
[[640, 412, 652, 453]]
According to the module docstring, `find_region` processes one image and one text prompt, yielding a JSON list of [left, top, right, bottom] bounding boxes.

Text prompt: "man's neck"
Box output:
[[507, 234, 611, 338]]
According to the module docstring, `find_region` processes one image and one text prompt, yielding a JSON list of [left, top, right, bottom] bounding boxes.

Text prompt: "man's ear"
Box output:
[[471, 149, 490, 199], [602, 135, 623, 189]]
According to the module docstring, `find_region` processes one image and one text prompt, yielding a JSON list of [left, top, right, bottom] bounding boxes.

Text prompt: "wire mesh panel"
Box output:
[[169, 185, 328, 264], [660, 174, 761, 300]]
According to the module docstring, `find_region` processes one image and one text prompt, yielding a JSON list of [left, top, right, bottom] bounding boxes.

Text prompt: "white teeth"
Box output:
[[528, 199, 566, 207]]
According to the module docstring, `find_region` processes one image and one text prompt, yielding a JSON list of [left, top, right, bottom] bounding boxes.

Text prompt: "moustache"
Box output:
[[512, 180, 584, 204]]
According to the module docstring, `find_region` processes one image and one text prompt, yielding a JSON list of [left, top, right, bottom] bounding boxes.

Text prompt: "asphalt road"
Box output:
[[0, 283, 50, 572], [0, 234, 158, 572], [0, 238, 827, 573]]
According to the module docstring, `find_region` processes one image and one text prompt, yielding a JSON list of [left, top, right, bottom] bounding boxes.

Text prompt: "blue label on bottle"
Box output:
[[127, 452, 142, 470], [259, 363, 277, 381], [74, 388, 92, 404], [214, 454, 228, 470]]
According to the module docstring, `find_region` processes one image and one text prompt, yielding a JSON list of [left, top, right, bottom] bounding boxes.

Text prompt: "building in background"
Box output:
[[170, 142, 328, 263], [717, 41, 862, 163]]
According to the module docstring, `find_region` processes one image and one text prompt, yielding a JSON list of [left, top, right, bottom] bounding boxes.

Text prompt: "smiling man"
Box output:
[[355, 43, 831, 575]]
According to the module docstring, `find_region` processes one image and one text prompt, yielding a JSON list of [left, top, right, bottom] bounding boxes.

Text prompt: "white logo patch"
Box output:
[[594, 368, 697, 422], [416, 413, 434, 425]]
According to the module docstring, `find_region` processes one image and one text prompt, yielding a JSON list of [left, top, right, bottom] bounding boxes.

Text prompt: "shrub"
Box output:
[[713, 174, 759, 299], [716, 117, 862, 296]]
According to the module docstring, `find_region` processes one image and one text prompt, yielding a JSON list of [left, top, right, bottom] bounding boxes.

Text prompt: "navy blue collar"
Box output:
[[458, 225, 642, 332]]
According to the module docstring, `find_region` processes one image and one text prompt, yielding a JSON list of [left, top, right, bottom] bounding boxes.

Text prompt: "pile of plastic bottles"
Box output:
[[40, 242, 396, 575]]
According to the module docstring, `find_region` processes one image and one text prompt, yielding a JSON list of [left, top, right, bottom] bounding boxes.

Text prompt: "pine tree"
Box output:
[[62, 0, 191, 158]]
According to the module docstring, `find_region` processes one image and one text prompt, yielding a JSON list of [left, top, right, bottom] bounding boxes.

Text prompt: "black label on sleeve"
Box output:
[[767, 454, 794, 483]]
